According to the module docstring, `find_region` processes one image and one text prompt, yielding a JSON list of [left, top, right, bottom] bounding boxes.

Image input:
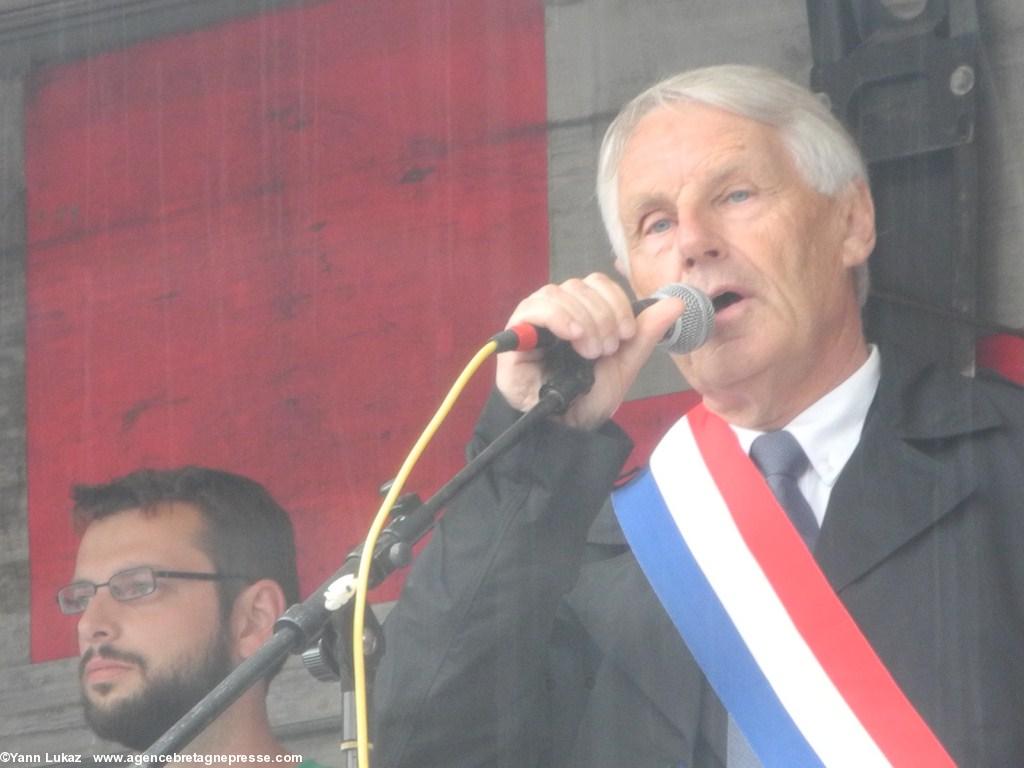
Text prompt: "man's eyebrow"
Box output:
[[626, 193, 674, 219], [704, 162, 750, 189], [624, 162, 752, 212], [621, 194, 674, 238]]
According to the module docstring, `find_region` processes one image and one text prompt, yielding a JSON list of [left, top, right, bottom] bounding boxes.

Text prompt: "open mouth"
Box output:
[[712, 291, 743, 312]]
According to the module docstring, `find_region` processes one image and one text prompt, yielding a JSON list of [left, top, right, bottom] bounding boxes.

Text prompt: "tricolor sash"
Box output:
[[611, 403, 954, 767]]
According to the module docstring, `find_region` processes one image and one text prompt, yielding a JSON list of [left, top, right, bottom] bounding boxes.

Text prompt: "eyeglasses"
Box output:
[[56, 565, 248, 615]]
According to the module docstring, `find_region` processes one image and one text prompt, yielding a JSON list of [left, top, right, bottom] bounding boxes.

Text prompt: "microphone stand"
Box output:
[[142, 348, 595, 761]]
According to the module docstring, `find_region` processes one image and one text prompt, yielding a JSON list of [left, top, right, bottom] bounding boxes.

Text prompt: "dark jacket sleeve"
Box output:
[[373, 391, 633, 768]]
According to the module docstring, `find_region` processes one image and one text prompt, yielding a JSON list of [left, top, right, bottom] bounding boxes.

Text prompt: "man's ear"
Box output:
[[229, 579, 287, 662], [840, 178, 876, 269], [614, 253, 630, 277]]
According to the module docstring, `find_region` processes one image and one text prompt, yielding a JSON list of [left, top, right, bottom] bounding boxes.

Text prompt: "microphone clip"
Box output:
[[538, 343, 595, 413]]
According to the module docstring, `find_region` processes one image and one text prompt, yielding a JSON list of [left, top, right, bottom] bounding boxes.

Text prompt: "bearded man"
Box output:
[[57, 466, 312, 762]]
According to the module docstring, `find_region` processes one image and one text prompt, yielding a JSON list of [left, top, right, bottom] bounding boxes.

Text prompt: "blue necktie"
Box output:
[[726, 431, 819, 767], [749, 430, 819, 550]]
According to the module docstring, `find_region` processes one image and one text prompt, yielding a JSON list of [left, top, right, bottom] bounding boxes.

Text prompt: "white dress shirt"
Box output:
[[731, 345, 881, 526]]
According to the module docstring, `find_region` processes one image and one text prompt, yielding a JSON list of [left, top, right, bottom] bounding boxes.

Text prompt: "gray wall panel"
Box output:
[[977, 0, 1024, 328], [0, 75, 29, 668]]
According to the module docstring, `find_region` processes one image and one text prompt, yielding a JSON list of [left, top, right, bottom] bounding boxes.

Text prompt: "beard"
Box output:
[[80, 631, 234, 752]]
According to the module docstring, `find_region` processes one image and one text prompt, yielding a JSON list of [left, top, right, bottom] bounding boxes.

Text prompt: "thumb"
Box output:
[[641, 295, 687, 341]]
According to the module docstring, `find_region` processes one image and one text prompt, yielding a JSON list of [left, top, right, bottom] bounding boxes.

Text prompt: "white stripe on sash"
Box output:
[[650, 416, 890, 767]]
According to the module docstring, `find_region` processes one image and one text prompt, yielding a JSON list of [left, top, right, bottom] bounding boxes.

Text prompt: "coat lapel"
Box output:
[[815, 349, 1003, 592]]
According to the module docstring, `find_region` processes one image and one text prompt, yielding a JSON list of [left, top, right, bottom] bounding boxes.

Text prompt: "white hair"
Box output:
[[596, 65, 871, 305]]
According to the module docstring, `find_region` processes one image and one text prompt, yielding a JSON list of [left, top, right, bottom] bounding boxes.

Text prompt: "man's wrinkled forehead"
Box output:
[[618, 104, 796, 202]]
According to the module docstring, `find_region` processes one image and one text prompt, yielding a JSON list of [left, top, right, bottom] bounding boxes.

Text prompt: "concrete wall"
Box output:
[[977, 0, 1024, 328], [1, 0, 1021, 764]]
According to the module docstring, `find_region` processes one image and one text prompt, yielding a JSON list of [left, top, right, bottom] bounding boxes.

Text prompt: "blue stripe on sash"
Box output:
[[612, 470, 823, 767]]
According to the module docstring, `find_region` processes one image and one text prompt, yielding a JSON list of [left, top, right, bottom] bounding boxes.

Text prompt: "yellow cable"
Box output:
[[351, 339, 499, 768]]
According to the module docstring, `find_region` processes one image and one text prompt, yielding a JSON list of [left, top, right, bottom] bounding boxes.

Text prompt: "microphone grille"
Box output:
[[652, 283, 714, 354]]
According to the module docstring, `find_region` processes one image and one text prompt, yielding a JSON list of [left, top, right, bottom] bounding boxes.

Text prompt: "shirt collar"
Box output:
[[732, 345, 881, 487]]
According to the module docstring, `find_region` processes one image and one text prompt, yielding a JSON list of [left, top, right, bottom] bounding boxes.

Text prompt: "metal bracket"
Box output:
[[806, 0, 980, 369]]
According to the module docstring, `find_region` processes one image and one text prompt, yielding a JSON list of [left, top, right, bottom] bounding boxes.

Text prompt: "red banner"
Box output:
[[977, 333, 1024, 385], [25, 0, 549, 661]]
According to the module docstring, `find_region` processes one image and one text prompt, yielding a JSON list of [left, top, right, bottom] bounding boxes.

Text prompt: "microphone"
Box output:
[[492, 283, 714, 355], [647, 283, 715, 354]]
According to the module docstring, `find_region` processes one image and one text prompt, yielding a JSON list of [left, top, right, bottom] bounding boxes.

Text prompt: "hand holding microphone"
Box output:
[[494, 273, 713, 431]]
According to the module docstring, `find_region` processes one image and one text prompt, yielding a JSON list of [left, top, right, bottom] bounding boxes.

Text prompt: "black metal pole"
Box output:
[[141, 352, 593, 758]]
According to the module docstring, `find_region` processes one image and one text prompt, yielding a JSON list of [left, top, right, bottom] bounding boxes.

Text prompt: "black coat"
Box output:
[[374, 348, 1024, 767]]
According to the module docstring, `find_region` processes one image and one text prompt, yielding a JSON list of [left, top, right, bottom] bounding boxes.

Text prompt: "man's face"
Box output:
[[617, 102, 873, 428], [74, 504, 235, 750]]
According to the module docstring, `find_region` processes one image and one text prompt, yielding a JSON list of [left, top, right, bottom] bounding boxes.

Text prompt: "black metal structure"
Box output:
[[807, 0, 979, 369]]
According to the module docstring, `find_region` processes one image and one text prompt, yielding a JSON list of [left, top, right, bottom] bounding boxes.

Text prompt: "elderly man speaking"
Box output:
[[374, 65, 1024, 768]]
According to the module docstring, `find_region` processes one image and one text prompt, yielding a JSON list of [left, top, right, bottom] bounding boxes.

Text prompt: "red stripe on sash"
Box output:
[[687, 404, 955, 767]]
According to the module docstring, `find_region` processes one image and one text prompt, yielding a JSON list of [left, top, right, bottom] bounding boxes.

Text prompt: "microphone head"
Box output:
[[651, 283, 714, 354]]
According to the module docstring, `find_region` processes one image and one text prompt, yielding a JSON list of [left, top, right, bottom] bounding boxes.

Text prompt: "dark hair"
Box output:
[[72, 466, 300, 672]]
